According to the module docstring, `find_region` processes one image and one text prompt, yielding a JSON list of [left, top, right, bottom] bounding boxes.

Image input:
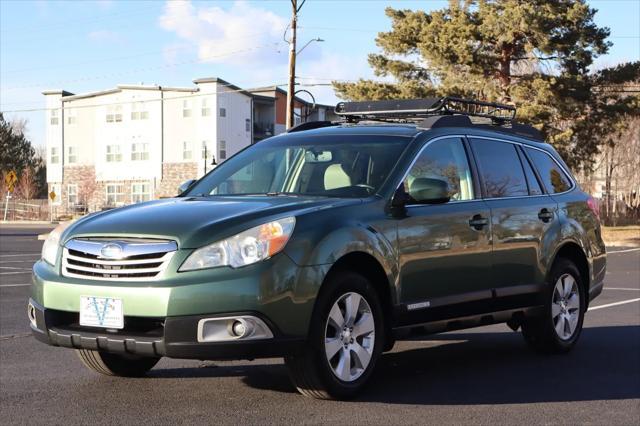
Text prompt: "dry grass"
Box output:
[[602, 225, 640, 246]]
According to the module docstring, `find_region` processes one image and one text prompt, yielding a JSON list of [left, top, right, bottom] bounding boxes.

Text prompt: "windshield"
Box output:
[[186, 136, 407, 198]]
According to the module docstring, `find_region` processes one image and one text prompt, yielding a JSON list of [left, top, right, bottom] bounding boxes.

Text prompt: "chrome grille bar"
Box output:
[[62, 238, 177, 281]]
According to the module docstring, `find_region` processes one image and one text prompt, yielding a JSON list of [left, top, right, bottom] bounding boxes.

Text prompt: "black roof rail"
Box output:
[[334, 97, 543, 141], [287, 120, 339, 133]]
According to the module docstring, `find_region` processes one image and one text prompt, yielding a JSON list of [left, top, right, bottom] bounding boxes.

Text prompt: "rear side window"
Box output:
[[517, 148, 544, 195], [525, 148, 572, 194], [471, 139, 528, 198]]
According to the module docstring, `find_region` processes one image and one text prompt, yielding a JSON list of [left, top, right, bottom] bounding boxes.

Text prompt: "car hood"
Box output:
[[63, 196, 360, 249]]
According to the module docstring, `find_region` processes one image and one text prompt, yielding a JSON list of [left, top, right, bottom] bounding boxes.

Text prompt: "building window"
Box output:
[[131, 102, 149, 120], [201, 140, 210, 160], [50, 109, 59, 125], [219, 107, 226, 118], [106, 145, 122, 162], [183, 100, 192, 118], [106, 105, 123, 123], [67, 184, 78, 206], [106, 184, 125, 206], [131, 183, 151, 203], [245, 118, 251, 132], [66, 108, 77, 125], [50, 147, 60, 164], [131, 143, 149, 161], [67, 146, 77, 164], [219, 140, 227, 160], [201, 98, 211, 116], [183, 141, 192, 160]]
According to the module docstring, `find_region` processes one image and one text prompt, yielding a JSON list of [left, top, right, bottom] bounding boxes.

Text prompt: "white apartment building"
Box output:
[[43, 78, 253, 211]]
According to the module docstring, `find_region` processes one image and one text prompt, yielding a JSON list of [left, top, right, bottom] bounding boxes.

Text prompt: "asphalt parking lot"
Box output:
[[0, 224, 638, 425]]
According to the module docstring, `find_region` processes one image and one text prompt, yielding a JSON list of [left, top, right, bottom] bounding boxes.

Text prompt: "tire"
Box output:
[[76, 349, 159, 377], [521, 258, 586, 354], [285, 271, 384, 400]]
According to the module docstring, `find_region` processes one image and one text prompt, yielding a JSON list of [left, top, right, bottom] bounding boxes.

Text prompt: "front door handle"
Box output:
[[538, 208, 554, 223], [469, 214, 489, 230]]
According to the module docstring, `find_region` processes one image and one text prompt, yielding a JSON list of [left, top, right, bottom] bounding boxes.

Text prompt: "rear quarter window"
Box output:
[[525, 148, 573, 194]]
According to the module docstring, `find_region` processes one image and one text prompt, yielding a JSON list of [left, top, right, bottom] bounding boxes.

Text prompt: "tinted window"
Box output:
[[403, 138, 474, 202], [526, 148, 572, 193], [517, 148, 544, 195], [471, 139, 528, 198]]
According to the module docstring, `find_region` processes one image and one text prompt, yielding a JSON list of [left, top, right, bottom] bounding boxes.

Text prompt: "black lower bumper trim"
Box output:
[[29, 300, 305, 360]]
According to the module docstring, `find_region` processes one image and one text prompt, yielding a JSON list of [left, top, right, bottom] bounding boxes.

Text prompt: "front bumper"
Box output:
[[29, 299, 304, 360]]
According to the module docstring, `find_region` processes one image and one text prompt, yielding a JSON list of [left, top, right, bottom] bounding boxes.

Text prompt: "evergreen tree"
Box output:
[[333, 0, 638, 168]]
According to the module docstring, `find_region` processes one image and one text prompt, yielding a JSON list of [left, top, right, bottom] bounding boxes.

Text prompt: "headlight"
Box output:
[[180, 217, 296, 271], [41, 222, 71, 266]]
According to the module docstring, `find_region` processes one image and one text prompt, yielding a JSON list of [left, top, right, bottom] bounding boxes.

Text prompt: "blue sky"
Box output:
[[1, 0, 639, 148]]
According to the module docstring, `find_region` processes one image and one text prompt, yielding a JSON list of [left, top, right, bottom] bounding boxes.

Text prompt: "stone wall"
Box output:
[[156, 162, 199, 198]]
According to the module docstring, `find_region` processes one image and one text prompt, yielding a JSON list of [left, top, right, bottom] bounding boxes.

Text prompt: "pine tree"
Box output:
[[333, 0, 638, 168]]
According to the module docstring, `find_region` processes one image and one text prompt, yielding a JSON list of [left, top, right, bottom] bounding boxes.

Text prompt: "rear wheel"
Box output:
[[285, 271, 383, 399], [522, 259, 585, 354], [76, 349, 159, 377]]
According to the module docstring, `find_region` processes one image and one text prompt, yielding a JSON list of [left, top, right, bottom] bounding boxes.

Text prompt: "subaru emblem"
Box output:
[[100, 243, 124, 259]]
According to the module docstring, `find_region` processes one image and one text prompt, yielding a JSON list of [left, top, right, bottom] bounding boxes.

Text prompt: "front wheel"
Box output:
[[521, 259, 585, 354], [285, 271, 384, 399], [76, 349, 159, 377]]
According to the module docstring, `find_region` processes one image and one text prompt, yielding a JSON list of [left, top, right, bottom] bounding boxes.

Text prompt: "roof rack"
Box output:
[[334, 97, 542, 140]]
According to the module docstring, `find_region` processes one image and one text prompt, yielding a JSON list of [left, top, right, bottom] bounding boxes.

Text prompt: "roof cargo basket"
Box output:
[[334, 97, 541, 141]]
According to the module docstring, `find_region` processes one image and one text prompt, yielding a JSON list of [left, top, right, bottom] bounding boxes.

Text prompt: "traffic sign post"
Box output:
[[49, 190, 57, 222], [3, 170, 18, 222]]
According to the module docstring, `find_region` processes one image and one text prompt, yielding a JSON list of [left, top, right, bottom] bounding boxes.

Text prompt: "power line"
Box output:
[[2, 42, 284, 91]]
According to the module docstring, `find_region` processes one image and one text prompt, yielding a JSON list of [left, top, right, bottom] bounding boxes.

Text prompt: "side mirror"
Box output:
[[177, 179, 196, 195], [408, 178, 450, 204]]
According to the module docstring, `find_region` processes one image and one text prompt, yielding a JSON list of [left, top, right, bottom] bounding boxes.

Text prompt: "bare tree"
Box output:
[[16, 167, 37, 200]]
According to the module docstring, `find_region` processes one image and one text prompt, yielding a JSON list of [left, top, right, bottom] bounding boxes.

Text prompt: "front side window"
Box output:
[[67, 146, 77, 164], [50, 147, 60, 164], [106, 145, 122, 162], [471, 139, 528, 198], [403, 138, 475, 202], [131, 143, 149, 161], [106, 184, 124, 206], [526, 148, 572, 194], [131, 183, 151, 203], [67, 184, 77, 206], [186, 136, 407, 198]]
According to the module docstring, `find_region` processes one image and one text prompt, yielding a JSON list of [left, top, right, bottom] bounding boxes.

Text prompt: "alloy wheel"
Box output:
[[324, 292, 375, 382], [551, 273, 580, 340]]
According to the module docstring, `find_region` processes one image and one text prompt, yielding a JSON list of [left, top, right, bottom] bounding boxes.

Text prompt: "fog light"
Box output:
[[231, 320, 247, 337], [27, 303, 37, 328]]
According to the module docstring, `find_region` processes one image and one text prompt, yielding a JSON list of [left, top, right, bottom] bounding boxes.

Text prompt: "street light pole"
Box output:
[[285, 0, 298, 130]]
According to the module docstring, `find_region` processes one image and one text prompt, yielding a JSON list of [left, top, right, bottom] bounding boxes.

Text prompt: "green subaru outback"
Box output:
[[30, 98, 606, 399]]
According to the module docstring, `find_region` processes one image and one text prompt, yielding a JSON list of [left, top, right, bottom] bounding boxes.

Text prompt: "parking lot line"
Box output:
[[0, 253, 40, 257], [0, 283, 31, 287], [0, 266, 32, 271], [604, 287, 640, 291], [588, 298, 640, 311], [608, 247, 640, 254], [0, 271, 32, 275]]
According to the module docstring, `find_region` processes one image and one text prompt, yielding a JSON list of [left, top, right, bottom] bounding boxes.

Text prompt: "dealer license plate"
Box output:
[[79, 296, 124, 329]]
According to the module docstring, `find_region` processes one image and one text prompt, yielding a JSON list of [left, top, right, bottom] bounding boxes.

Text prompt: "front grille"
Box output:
[[62, 238, 177, 281]]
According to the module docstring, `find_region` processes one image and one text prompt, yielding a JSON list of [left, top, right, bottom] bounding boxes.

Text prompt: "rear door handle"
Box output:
[[469, 214, 489, 230], [538, 208, 554, 223]]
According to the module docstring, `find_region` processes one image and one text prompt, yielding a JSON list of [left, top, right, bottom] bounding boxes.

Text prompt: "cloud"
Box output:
[[158, 0, 289, 66], [87, 30, 122, 43]]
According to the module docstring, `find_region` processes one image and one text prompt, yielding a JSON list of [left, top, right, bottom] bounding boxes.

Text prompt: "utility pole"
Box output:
[[286, 0, 305, 129]]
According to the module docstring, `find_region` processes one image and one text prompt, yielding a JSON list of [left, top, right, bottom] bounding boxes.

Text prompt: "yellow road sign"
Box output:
[[5, 170, 17, 192], [49, 190, 56, 201]]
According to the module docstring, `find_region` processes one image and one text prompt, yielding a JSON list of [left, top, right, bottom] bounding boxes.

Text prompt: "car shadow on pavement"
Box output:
[[150, 325, 640, 403]]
